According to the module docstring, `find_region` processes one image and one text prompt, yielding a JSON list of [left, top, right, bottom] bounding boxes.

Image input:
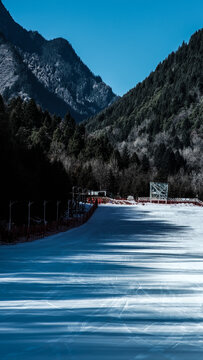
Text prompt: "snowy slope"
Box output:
[[0, 204, 203, 359]]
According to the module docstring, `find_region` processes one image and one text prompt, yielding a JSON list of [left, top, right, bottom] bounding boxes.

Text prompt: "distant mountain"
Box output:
[[0, 33, 76, 117], [0, 0, 117, 120]]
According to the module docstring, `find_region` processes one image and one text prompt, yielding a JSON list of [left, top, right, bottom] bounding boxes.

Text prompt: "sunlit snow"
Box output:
[[0, 204, 203, 359]]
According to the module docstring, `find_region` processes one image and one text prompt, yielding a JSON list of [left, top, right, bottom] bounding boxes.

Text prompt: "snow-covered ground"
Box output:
[[0, 204, 203, 360]]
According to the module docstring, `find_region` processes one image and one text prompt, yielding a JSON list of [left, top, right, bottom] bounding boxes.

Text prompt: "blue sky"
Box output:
[[3, 0, 203, 95]]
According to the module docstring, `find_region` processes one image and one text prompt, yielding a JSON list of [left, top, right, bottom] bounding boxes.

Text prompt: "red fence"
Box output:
[[137, 197, 203, 207], [87, 197, 134, 205], [0, 201, 98, 245], [89, 196, 203, 207], [87, 197, 109, 204]]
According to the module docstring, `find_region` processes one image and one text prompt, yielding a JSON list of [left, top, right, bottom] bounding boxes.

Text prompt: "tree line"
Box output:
[[0, 91, 201, 223]]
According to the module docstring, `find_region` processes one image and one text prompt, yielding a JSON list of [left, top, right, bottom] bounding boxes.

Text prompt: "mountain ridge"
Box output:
[[86, 29, 203, 143], [0, 0, 118, 120], [0, 32, 79, 118]]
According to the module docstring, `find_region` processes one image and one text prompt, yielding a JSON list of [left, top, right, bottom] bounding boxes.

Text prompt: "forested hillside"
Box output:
[[85, 29, 203, 198], [0, 90, 202, 203]]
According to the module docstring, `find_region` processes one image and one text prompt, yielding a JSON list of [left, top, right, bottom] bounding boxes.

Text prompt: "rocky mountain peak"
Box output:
[[0, 0, 118, 120]]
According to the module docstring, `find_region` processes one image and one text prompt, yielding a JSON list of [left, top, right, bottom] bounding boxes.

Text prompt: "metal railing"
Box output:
[[0, 201, 98, 245]]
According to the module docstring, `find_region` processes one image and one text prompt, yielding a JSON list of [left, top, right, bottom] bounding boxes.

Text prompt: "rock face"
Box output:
[[0, 0, 117, 120]]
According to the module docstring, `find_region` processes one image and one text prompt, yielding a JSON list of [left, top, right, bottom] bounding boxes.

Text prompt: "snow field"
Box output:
[[0, 204, 203, 359]]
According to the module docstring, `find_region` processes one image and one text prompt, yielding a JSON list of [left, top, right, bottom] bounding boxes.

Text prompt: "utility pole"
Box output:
[[8, 201, 15, 232], [78, 187, 82, 213], [72, 186, 78, 216], [27, 201, 34, 240], [84, 188, 87, 205], [68, 200, 71, 218], [72, 186, 75, 217], [28, 201, 34, 230], [44, 201, 48, 228], [56, 200, 61, 224], [72, 186, 75, 203], [82, 188, 87, 212]]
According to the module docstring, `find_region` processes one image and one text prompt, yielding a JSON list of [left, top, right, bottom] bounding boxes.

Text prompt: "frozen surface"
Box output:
[[0, 204, 203, 359]]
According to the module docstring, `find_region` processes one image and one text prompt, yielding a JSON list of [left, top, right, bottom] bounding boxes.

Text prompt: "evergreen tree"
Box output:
[[121, 145, 130, 169], [141, 155, 150, 173], [130, 152, 140, 166], [23, 99, 42, 128]]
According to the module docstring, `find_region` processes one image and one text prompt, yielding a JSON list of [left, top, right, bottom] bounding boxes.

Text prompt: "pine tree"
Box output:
[[122, 145, 130, 169]]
